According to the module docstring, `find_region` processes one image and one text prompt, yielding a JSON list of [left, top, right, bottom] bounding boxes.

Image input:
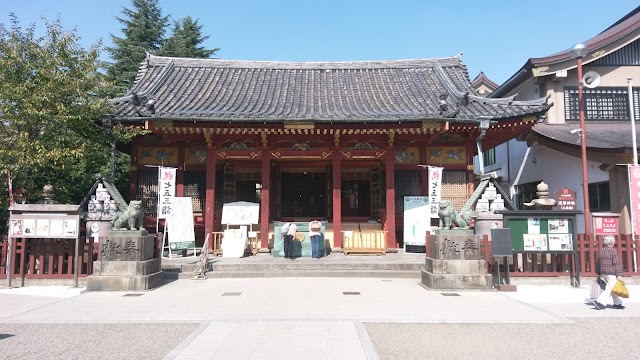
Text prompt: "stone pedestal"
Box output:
[[421, 230, 493, 291], [86, 230, 163, 291]]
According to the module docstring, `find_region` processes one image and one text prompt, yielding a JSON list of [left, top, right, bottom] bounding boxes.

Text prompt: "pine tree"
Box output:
[[159, 16, 219, 58], [105, 0, 169, 93]]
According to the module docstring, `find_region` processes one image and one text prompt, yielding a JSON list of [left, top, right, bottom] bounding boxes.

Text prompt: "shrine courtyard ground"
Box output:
[[1, 278, 639, 359]]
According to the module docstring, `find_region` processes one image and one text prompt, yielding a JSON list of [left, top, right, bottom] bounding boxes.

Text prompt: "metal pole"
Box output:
[[628, 78, 638, 166], [577, 57, 592, 237]]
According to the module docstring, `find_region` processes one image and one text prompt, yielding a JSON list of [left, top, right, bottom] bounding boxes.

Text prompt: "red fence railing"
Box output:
[[1, 234, 162, 281], [426, 233, 640, 278]]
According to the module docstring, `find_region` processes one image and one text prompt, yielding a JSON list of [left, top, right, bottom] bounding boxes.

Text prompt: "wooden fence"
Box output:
[[343, 231, 387, 255], [426, 233, 640, 278], [1, 234, 162, 282], [209, 231, 260, 257]]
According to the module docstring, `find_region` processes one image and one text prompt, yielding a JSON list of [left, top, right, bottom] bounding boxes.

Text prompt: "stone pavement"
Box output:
[[1, 279, 639, 359]]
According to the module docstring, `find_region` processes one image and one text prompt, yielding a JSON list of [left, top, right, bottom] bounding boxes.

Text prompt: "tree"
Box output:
[[159, 16, 219, 58], [0, 14, 144, 235], [105, 0, 169, 93]]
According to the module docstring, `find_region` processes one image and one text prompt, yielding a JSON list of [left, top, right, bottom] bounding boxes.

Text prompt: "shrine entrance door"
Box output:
[[280, 170, 327, 219]]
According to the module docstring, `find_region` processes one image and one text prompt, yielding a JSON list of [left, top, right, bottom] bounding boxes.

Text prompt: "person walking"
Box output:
[[309, 220, 322, 259], [282, 222, 297, 260], [593, 235, 625, 310]]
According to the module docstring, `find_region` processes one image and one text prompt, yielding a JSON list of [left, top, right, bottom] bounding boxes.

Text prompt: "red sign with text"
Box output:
[[630, 165, 640, 235], [594, 216, 619, 235]]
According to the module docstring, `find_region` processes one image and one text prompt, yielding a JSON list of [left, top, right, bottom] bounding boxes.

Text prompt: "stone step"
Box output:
[[172, 269, 421, 279], [177, 262, 424, 272]]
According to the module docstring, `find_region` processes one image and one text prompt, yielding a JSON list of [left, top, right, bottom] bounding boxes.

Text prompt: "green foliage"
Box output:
[[0, 15, 142, 235], [105, 0, 169, 93], [159, 16, 219, 58]]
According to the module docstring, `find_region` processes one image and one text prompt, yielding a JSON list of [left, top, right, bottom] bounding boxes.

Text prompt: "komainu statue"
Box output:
[[111, 200, 145, 231], [438, 200, 472, 230]]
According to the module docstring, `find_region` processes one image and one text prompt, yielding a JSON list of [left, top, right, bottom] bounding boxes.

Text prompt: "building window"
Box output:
[[136, 170, 159, 217], [515, 181, 539, 210], [394, 170, 421, 216], [588, 182, 611, 212], [483, 148, 496, 166], [184, 171, 206, 217], [564, 87, 640, 121]]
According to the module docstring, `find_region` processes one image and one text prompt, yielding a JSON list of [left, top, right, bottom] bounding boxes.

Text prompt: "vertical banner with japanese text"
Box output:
[[158, 167, 176, 219], [428, 167, 443, 219], [629, 165, 640, 235]]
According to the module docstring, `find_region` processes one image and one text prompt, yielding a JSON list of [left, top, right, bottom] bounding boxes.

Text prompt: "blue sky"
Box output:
[[1, 1, 637, 84]]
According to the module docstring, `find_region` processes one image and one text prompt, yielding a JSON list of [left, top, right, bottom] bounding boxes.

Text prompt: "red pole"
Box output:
[[577, 57, 592, 237]]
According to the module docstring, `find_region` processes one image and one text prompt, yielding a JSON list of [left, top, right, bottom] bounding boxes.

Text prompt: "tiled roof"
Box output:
[[530, 121, 640, 150], [110, 54, 549, 123], [471, 71, 499, 91]]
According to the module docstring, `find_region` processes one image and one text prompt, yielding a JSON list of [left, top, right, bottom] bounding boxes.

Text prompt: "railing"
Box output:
[[210, 231, 260, 257], [425, 233, 640, 278], [343, 230, 387, 255], [0, 237, 99, 279], [1, 234, 162, 282], [577, 234, 639, 276], [211, 232, 224, 256]]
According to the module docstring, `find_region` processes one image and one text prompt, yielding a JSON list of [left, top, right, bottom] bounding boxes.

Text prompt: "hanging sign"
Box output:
[[428, 167, 443, 218], [157, 167, 176, 219], [594, 215, 619, 235]]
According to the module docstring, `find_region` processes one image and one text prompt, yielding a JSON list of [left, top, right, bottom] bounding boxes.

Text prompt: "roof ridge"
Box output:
[[146, 54, 465, 70]]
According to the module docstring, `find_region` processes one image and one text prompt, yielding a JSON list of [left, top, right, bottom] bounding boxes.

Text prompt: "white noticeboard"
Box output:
[[165, 197, 196, 257], [222, 226, 248, 258], [221, 201, 260, 225], [403, 196, 430, 251]]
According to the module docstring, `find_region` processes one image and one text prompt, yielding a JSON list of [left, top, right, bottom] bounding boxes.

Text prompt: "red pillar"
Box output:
[[260, 150, 271, 249], [332, 152, 342, 249], [204, 149, 216, 249], [176, 144, 185, 197], [385, 148, 396, 249], [420, 146, 428, 196]]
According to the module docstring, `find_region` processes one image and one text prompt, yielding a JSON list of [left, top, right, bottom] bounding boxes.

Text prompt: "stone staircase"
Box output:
[[161, 253, 424, 280]]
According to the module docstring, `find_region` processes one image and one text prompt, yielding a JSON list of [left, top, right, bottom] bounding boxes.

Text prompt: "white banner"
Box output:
[[157, 167, 176, 219], [428, 167, 443, 218]]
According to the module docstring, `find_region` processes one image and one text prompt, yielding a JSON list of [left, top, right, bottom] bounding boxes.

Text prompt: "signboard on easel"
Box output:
[[403, 196, 430, 253], [164, 197, 196, 259]]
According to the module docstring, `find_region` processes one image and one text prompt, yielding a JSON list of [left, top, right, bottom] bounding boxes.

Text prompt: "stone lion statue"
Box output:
[[438, 200, 472, 230], [111, 200, 145, 231]]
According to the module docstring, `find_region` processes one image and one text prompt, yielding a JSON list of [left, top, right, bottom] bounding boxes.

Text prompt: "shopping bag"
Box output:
[[589, 280, 603, 299], [611, 280, 629, 298], [597, 277, 606, 290]]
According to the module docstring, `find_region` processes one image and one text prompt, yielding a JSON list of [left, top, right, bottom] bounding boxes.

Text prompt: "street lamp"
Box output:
[[570, 43, 591, 238]]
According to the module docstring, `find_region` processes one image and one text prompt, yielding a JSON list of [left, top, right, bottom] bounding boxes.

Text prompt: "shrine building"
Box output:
[[109, 54, 550, 252]]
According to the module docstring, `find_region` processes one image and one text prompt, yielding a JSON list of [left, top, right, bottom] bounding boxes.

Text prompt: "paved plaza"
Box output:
[[1, 278, 639, 359]]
